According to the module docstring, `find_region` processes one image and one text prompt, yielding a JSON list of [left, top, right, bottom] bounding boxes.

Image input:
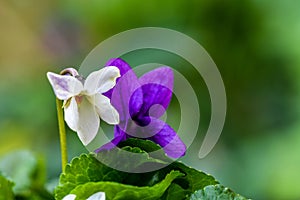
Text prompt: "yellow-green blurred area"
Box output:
[[1, 0, 300, 199]]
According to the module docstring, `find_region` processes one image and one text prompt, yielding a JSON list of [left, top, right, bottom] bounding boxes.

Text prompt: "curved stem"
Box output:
[[56, 98, 68, 172]]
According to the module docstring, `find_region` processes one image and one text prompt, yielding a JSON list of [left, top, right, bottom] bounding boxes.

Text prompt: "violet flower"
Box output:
[[96, 58, 186, 158]]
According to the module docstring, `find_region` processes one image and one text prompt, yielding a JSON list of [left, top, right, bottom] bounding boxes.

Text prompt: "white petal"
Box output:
[[87, 192, 106, 200], [62, 194, 76, 200], [84, 67, 120, 95], [64, 97, 79, 132], [94, 94, 119, 125], [47, 72, 83, 100], [77, 97, 100, 145]]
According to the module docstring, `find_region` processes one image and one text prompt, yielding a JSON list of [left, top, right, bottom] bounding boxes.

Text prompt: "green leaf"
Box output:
[[55, 153, 117, 200], [0, 150, 46, 196], [0, 150, 36, 195], [98, 138, 173, 172], [120, 139, 218, 198], [70, 170, 184, 200], [55, 139, 219, 199], [159, 162, 218, 199], [0, 174, 14, 200], [118, 138, 169, 158], [55, 152, 169, 199], [118, 139, 218, 194], [161, 183, 187, 200], [96, 144, 169, 173], [190, 184, 249, 200], [169, 162, 218, 192], [119, 138, 162, 151], [0, 151, 53, 199], [57, 139, 250, 200]]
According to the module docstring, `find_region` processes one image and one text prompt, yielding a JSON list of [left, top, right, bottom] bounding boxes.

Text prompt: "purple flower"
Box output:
[[96, 58, 186, 158]]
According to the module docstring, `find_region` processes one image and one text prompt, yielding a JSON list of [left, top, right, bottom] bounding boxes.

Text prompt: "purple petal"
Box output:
[[103, 58, 133, 99], [139, 67, 174, 92], [110, 66, 143, 128], [105, 58, 132, 75], [148, 118, 186, 158], [94, 126, 127, 152], [137, 67, 174, 119], [102, 58, 143, 130], [128, 88, 146, 123], [133, 84, 172, 122]]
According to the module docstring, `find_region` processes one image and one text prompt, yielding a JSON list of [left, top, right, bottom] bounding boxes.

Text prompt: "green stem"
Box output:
[[56, 98, 68, 172]]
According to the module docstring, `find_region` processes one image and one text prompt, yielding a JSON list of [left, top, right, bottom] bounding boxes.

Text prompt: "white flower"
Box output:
[[47, 67, 120, 145], [62, 192, 105, 200]]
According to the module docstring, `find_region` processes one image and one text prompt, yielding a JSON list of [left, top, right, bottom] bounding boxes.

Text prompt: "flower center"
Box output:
[[75, 95, 84, 105]]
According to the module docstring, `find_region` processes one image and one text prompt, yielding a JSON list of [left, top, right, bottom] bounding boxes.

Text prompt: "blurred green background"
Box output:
[[1, 0, 300, 199]]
